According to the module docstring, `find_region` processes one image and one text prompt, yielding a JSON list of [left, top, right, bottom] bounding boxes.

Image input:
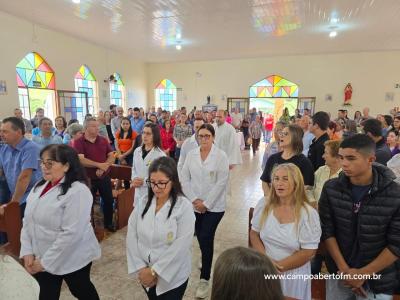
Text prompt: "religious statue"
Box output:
[[344, 83, 353, 105]]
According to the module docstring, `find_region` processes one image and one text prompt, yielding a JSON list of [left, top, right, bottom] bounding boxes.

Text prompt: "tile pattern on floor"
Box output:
[[61, 148, 264, 299]]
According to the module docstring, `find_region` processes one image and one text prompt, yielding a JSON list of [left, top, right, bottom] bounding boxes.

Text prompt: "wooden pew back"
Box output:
[[0, 201, 21, 256]]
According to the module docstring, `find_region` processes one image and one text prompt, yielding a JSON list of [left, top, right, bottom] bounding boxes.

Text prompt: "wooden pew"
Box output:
[[0, 201, 21, 256], [109, 164, 134, 229]]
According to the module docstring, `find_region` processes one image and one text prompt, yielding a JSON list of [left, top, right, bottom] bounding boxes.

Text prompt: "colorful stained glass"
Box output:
[[249, 75, 298, 98], [110, 72, 125, 109], [75, 65, 98, 114], [155, 79, 177, 112], [16, 52, 55, 89]]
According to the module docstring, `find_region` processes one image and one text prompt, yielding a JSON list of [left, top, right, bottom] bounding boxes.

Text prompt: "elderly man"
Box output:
[[214, 110, 242, 168], [0, 117, 41, 217], [111, 106, 124, 136], [32, 117, 62, 150], [14, 108, 32, 133], [73, 117, 116, 232], [300, 115, 315, 156], [231, 107, 243, 130], [30, 107, 44, 129]]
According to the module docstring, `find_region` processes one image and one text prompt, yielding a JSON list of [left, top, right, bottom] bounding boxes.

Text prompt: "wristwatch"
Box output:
[[150, 267, 157, 278]]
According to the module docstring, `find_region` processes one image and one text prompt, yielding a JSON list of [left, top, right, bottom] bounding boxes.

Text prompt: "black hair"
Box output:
[[34, 144, 89, 197], [68, 119, 79, 126], [119, 117, 133, 139], [141, 157, 183, 219], [143, 122, 162, 149], [339, 134, 376, 156], [384, 115, 393, 127], [2, 117, 25, 135], [198, 123, 215, 137], [363, 118, 382, 137], [312, 111, 330, 131], [110, 104, 117, 110], [133, 107, 140, 112]]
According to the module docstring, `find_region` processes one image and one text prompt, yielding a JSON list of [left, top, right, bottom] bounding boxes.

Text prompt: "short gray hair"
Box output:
[[83, 117, 98, 129], [67, 123, 84, 136], [38, 117, 52, 127]]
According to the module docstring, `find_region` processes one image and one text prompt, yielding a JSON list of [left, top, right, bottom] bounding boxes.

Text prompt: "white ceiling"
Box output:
[[1, 0, 400, 63]]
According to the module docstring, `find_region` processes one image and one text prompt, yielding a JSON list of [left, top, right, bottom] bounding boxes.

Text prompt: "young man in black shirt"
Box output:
[[362, 118, 391, 166], [319, 134, 400, 299], [308, 111, 330, 171]]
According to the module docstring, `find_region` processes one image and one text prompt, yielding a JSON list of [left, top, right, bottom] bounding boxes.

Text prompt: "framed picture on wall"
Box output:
[[297, 97, 316, 115], [227, 97, 249, 117]]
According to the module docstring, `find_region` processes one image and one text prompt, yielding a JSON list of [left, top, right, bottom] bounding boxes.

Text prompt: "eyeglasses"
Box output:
[[198, 134, 212, 140], [278, 131, 290, 137], [39, 159, 58, 169], [146, 179, 170, 189]]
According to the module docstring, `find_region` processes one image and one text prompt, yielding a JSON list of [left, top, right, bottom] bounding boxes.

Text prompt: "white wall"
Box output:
[[0, 11, 147, 119], [147, 51, 400, 117]]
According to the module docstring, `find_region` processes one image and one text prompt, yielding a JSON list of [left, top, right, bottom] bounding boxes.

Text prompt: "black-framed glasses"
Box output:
[[278, 131, 290, 137], [38, 159, 58, 169], [146, 179, 171, 189]]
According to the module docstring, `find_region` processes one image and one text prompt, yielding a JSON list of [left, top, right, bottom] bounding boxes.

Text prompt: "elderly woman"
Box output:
[[63, 123, 84, 147]]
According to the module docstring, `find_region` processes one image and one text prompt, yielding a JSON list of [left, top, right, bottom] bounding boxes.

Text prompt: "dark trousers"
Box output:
[[195, 211, 224, 280], [90, 175, 114, 227], [144, 279, 188, 300], [311, 253, 324, 275], [118, 153, 133, 190], [34, 262, 99, 300], [175, 147, 181, 160], [252, 138, 261, 154]]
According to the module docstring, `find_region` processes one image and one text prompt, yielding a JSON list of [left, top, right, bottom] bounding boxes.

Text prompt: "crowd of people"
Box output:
[[0, 103, 399, 300]]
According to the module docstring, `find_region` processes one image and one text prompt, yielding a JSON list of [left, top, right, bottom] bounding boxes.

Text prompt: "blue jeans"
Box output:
[[326, 278, 393, 300], [195, 211, 224, 280]]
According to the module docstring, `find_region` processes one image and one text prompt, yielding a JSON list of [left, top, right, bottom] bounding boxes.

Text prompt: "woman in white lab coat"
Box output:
[[132, 122, 166, 206], [127, 156, 195, 300], [20, 144, 101, 300], [180, 123, 230, 299]]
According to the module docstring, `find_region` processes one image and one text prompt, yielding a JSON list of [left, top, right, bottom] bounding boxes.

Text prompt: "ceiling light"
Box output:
[[176, 33, 182, 40], [329, 31, 337, 38], [176, 44, 182, 50], [330, 17, 339, 24], [72, 0, 80, 3]]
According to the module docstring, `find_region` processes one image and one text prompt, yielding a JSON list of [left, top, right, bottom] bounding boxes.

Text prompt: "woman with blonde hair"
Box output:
[[251, 163, 321, 300]]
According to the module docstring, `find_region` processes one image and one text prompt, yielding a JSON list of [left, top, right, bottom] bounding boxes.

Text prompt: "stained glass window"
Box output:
[[16, 52, 56, 120], [155, 79, 177, 112], [249, 75, 298, 98], [110, 73, 125, 109], [74, 65, 98, 115]]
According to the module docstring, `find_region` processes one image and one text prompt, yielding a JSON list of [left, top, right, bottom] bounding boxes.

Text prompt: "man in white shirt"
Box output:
[[111, 106, 124, 136], [214, 110, 242, 169], [177, 118, 204, 173], [230, 107, 243, 130]]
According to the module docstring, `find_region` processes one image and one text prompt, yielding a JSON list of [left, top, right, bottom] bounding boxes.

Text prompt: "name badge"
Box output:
[[146, 160, 152, 167], [209, 171, 215, 181], [167, 231, 174, 244]]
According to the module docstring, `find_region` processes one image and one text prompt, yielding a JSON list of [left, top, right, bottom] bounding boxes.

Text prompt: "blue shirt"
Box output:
[[0, 138, 42, 205], [130, 117, 145, 134], [32, 135, 63, 150], [32, 127, 57, 136]]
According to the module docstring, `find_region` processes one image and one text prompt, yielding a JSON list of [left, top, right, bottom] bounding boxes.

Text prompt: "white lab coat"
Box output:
[[177, 134, 199, 174], [213, 122, 243, 166], [126, 195, 195, 295], [180, 144, 229, 212], [20, 180, 101, 275], [131, 146, 166, 206]]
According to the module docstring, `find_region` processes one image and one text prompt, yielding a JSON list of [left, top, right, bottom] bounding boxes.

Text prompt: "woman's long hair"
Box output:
[[143, 122, 162, 149], [260, 163, 310, 230], [34, 144, 89, 197], [141, 157, 183, 219], [211, 247, 284, 300], [119, 117, 133, 139], [286, 124, 304, 155]]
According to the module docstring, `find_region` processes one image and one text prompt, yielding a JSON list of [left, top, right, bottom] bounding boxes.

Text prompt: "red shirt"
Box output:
[[73, 134, 113, 179], [264, 115, 274, 131], [170, 118, 176, 128], [40, 177, 64, 197], [160, 128, 176, 151]]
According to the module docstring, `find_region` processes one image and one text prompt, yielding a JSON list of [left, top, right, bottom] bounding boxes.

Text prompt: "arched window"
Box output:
[[155, 79, 177, 112], [109, 72, 125, 109], [249, 75, 298, 122], [74, 65, 98, 114], [16, 52, 57, 120]]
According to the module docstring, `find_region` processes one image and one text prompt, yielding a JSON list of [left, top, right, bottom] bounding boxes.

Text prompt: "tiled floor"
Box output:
[[61, 147, 264, 300]]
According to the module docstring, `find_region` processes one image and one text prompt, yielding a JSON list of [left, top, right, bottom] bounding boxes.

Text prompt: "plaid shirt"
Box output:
[[173, 124, 193, 141], [249, 121, 263, 139]]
